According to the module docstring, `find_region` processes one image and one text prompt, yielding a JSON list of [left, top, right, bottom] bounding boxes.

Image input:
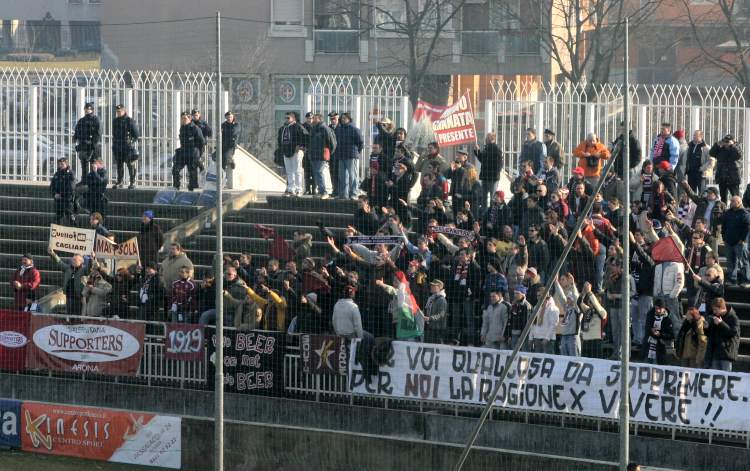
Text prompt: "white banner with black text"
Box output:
[[348, 341, 750, 432]]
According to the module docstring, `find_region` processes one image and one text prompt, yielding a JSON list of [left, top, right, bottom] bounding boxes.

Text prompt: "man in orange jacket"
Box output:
[[573, 132, 611, 186]]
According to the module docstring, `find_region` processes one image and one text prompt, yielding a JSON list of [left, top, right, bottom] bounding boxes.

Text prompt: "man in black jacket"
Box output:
[[277, 111, 310, 196], [220, 111, 241, 188], [519, 127, 546, 174], [112, 104, 140, 189], [474, 132, 503, 213], [709, 134, 742, 204], [73, 102, 101, 181], [191, 109, 212, 171], [721, 196, 750, 286], [543, 129, 563, 170], [705, 298, 740, 371], [610, 124, 642, 180], [173, 112, 205, 191], [82, 159, 108, 216], [50, 157, 76, 224]]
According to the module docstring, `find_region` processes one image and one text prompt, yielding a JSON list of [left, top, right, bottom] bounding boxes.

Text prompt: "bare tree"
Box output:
[[336, 0, 467, 109], [497, 0, 661, 84], [681, 0, 750, 94]]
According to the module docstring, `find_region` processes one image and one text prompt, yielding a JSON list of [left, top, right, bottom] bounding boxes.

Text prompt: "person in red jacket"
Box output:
[[11, 253, 41, 310]]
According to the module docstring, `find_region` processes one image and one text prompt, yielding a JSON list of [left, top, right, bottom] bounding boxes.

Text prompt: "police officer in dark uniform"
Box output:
[[50, 157, 76, 224], [112, 104, 141, 189], [191, 108, 212, 172], [220, 111, 241, 189], [173, 111, 205, 191], [73, 102, 101, 182]]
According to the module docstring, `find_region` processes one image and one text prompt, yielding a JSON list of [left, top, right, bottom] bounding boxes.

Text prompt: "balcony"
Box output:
[[502, 32, 541, 56], [314, 30, 359, 54], [461, 31, 499, 55]]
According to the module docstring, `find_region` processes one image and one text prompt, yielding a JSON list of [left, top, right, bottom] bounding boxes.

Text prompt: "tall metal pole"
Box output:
[[214, 10, 224, 471], [619, 16, 631, 471], [453, 152, 622, 471]]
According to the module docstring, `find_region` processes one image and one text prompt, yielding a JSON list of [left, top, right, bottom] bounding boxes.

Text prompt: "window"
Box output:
[[462, 2, 489, 31], [68, 0, 83, 4], [271, 0, 304, 35], [70, 21, 101, 52], [314, 0, 359, 29], [375, 0, 406, 31], [417, 0, 455, 32]]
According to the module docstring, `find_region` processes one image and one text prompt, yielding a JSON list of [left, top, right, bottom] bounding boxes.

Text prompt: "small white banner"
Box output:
[[48, 224, 96, 256]]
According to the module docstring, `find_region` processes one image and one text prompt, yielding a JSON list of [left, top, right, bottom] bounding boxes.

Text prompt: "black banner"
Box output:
[[300, 334, 349, 375], [207, 329, 285, 396]]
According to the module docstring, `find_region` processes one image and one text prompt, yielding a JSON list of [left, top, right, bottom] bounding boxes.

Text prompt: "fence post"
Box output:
[[535, 103, 545, 135], [353, 96, 363, 130], [638, 105, 649, 159], [304, 93, 313, 115], [744, 108, 750, 187], [400, 96, 411, 132], [222, 90, 230, 115], [77, 87, 87, 120], [484, 100, 494, 135], [586, 103, 596, 134], [28, 86, 38, 181], [172, 91, 182, 151], [691, 106, 701, 134], [124, 88, 134, 114]]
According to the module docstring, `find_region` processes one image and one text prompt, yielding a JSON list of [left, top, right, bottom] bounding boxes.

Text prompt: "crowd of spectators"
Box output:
[[11, 114, 750, 374]]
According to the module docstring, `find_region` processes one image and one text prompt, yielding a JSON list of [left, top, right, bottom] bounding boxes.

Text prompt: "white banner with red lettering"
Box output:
[[413, 92, 477, 147]]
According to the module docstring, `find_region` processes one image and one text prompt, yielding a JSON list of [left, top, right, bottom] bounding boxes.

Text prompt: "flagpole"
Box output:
[[619, 16, 631, 471]]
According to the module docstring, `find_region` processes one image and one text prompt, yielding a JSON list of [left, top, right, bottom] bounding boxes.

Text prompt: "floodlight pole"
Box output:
[[214, 9, 225, 471], [619, 16, 631, 471]]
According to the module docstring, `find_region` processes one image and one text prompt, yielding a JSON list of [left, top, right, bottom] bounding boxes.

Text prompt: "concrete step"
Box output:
[[232, 207, 354, 227], [185, 235, 330, 257], [266, 194, 359, 213], [0, 195, 204, 220], [0, 211, 182, 232], [203, 221, 350, 240], [0, 182, 162, 203]]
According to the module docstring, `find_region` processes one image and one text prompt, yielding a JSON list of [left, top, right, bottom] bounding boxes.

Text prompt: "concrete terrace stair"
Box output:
[[0, 183, 749, 370]]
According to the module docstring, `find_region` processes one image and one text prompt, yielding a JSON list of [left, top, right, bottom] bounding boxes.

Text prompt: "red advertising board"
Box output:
[[26, 315, 144, 376], [21, 402, 181, 469], [0, 310, 30, 372], [414, 92, 477, 147], [164, 323, 204, 361]]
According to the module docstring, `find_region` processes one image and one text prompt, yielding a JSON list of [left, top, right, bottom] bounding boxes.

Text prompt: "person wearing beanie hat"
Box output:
[[139, 209, 164, 269], [221, 109, 241, 187], [519, 127, 546, 174], [483, 190, 512, 239], [542, 128, 563, 171], [74, 99, 102, 181], [710, 133, 742, 204], [509, 285, 533, 350], [361, 142, 389, 209], [12, 253, 41, 310]]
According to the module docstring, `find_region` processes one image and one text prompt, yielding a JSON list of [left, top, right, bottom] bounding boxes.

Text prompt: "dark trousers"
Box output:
[[718, 181, 740, 205], [54, 197, 74, 224], [114, 151, 136, 186], [173, 148, 200, 190], [330, 159, 339, 196], [303, 155, 315, 194], [84, 192, 107, 216], [66, 296, 82, 316], [687, 172, 703, 195], [220, 147, 236, 169], [77, 147, 99, 181]]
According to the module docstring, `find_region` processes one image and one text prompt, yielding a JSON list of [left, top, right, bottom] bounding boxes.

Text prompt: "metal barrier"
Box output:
[[488, 81, 750, 185], [15, 313, 750, 447], [0, 68, 221, 187]]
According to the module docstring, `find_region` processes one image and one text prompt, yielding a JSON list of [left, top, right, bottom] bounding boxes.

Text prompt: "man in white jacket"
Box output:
[[531, 286, 559, 354], [481, 290, 510, 349], [332, 286, 364, 339], [653, 223, 686, 337]]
